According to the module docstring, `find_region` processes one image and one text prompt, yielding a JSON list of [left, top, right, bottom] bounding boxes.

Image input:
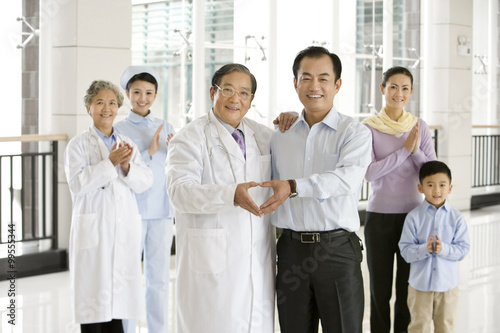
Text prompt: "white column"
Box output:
[[420, 0, 430, 121], [192, 0, 206, 119], [488, 0, 498, 124], [331, 0, 340, 52], [267, 0, 278, 123], [39, 0, 132, 249], [382, 0, 393, 70], [423, 0, 473, 210]]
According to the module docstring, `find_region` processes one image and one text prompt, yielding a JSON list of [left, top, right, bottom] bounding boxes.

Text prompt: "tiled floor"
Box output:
[[1, 205, 499, 333]]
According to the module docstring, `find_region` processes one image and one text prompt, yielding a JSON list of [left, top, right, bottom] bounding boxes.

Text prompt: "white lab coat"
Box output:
[[166, 109, 276, 333], [64, 127, 153, 324]]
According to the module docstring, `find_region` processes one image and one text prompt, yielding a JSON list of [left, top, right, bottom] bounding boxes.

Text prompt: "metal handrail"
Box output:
[[0, 134, 67, 252], [0, 134, 67, 143]]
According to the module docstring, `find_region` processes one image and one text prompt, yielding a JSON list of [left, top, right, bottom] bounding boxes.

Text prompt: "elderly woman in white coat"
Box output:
[[64, 80, 153, 333]]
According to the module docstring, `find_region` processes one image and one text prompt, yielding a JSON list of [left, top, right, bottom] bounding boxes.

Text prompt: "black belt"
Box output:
[[282, 228, 350, 244]]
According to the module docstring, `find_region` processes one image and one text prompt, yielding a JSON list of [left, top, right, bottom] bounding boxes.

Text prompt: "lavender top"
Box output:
[[364, 119, 437, 214]]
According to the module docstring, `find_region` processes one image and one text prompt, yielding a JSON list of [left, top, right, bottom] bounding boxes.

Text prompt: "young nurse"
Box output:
[[114, 66, 175, 333], [362, 66, 437, 333]]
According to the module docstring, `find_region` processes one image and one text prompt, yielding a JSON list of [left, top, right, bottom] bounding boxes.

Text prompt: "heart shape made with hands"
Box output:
[[248, 185, 272, 208]]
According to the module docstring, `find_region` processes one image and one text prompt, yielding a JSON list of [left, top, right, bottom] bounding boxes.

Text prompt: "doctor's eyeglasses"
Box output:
[[215, 85, 253, 101]]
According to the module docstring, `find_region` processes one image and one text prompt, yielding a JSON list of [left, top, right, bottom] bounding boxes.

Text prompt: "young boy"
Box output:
[[399, 160, 470, 333]]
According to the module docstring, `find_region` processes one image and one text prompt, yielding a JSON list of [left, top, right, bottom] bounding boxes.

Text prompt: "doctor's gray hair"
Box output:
[[83, 80, 124, 110], [211, 63, 257, 95]]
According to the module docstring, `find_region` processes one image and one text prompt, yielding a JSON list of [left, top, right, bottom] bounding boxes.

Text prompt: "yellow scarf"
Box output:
[[362, 107, 418, 136]]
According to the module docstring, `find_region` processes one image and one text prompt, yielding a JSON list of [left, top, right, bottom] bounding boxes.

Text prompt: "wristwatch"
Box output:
[[288, 179, 298, 198]]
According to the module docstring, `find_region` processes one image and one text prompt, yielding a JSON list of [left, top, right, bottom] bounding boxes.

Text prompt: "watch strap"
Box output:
[[288, 179, 297, 198]]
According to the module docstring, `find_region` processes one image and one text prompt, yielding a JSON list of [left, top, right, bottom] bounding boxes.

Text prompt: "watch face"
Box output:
[[289, 192, 298, 198]]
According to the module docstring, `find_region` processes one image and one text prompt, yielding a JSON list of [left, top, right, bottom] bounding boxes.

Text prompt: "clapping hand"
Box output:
[[148, 124, 163, 156], [167, 133, 174, 146], [404, 122, 420, 154], [109, 142, 134, 175]]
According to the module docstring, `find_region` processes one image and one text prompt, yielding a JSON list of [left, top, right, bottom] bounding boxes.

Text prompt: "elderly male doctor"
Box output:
[[166, 63, 294, 333]]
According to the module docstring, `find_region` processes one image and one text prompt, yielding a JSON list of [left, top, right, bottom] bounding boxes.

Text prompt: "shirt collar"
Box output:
[[127, 109, 153, 124], [423, 198, 451, 213], [213, 108, 244, 134], [93, 125, 116, 141], [321, 106, 340, 130], [295, 106, 339, 130]]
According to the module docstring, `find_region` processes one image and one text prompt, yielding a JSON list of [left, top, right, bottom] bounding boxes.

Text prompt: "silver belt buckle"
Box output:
[[300, 232, 320, 243]]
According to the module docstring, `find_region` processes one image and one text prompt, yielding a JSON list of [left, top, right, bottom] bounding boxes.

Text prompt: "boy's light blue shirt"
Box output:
[[399, 199, 470, 292], [114, 110, 175, 219]]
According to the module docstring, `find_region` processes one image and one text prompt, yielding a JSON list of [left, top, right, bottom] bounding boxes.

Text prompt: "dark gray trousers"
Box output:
[[276, 231, 364, 333]]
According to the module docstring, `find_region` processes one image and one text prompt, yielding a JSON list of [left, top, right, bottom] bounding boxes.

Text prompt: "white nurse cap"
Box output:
[[120, 66, 160, 90]]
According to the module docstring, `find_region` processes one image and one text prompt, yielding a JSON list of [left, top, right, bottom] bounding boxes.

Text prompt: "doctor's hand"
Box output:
[[234, 182, 263, 217], [119, 142, 134, 174], [273, 112, 298, 133], [147, 124, 163, 156], [109, 142, 133, 175], [259, 180, 291, 215]]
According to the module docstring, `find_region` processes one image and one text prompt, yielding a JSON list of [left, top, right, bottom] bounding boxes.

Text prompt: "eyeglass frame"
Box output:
[[214, 84, 254, 101]]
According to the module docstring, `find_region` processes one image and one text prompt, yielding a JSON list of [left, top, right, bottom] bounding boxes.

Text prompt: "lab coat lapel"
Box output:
[[89, 127, 111, 160], [208, 110, 246, 164], [241, 119, 256, 161]]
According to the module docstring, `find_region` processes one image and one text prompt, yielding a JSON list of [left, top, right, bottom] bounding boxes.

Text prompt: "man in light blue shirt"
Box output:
[[114, 66, 175, 333], [399, 161, 470, 332], [260, 46, 372, 333]]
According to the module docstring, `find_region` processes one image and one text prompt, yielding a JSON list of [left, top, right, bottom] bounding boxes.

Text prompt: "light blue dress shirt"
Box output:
[[93, 125, 117, 151], [399, 200, 470, 292], [270, 107, 372, 232], [114, 111, 175, 219]]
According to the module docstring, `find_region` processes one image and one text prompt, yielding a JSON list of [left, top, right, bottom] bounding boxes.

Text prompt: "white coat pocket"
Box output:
[[187, 228, 227, 274], [72, 213, 98, 250]]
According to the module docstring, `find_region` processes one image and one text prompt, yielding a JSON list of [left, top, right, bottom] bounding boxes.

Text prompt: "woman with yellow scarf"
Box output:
[[362, 66, 436, 333]]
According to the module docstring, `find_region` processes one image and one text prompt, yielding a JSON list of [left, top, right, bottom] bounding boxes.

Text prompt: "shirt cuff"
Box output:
[[141, 149, 151, 164]]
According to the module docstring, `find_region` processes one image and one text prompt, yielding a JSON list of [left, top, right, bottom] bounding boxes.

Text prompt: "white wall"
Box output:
[[273, 0, 334, 116], [0, 3, 22, 141], [233, 0, 272, 124], [422, 0, 473, 210], [472, 0, 493, 125], [40, 0, 132, 250]]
